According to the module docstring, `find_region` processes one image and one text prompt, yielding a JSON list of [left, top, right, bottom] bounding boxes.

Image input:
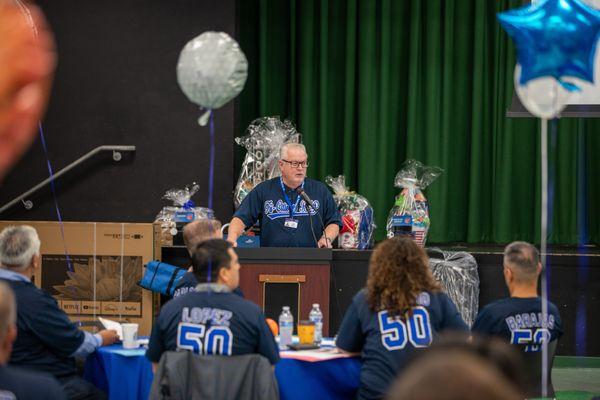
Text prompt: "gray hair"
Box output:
[[280, 143, 307, 159], [503, 241, 540, 281], [183, 219, 223, 255], [0, 282, 16, 343], [0, 225, 41, 271]]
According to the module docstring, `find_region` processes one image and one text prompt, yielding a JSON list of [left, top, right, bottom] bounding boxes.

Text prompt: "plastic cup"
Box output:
[[122, 323, 139, 349], [298, 320, 315, 345]]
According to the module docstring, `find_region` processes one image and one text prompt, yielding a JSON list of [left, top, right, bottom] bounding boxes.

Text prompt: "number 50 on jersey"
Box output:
[[177, 322, 233, 355], [378, 307, 433, 350]]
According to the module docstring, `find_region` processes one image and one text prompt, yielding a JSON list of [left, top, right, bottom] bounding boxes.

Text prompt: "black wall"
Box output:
[[330, 251, 600, 357], [0, 0, 236, 223]]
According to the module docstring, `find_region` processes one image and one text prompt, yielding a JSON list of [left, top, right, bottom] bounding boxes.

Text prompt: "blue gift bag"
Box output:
[[138, 260, 186, 296]]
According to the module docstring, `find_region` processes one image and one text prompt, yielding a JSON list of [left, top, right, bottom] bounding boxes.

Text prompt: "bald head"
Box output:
[[182, 219, 222, 255], [503, 241, 540, 283]]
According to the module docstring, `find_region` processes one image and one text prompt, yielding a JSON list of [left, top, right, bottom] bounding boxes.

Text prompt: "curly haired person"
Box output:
[[336, 237, 468, 400]]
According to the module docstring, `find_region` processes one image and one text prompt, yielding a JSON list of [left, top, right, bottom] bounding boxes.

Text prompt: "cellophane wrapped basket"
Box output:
[[325, 175, 375, 249], [386, 159, 442, 247]]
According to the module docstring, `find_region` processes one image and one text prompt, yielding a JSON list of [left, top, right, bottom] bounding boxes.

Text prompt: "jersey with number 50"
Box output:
[[146, 290, 280, 365], [336, 289, 467, 400]]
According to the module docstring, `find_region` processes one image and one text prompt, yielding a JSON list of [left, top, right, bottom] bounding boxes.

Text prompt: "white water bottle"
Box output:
[[309, 303, 323, 344], [278, 306, 294, 350]]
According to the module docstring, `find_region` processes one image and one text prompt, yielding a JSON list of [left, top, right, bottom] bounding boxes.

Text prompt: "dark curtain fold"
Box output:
[[237, 0, 600, 244]]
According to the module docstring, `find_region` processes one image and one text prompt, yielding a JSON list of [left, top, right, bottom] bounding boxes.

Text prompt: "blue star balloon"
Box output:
[[498, 0, 600, 90]]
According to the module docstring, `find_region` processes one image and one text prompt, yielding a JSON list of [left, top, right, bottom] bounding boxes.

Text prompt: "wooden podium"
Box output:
[[236, 248, 332, 336], [158, 246, 334, 336]]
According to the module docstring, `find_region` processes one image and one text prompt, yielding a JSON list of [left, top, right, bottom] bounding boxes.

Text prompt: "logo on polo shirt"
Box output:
[[263, 199, 319, 220]]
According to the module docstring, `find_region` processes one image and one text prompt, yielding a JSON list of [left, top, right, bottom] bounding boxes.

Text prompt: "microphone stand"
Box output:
[[296, 187, 326, 248]]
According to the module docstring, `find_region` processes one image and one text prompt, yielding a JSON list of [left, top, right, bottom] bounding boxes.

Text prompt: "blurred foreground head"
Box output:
[[0, 0, 56, 181], [386, 334, 525, 400]]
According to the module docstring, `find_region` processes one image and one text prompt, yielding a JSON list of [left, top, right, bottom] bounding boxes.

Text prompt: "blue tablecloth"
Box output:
[[276, 357, 361, 400], [84, 345, 153, 400], [84, 346, 361, 400]]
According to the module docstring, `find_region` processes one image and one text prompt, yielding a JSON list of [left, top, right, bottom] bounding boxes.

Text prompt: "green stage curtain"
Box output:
[[237, 0, 600, 244]]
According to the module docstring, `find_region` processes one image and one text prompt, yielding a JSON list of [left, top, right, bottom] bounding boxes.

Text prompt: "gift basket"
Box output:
[[155, 183, 214, 244], [386, 159, 442, 247], [234, 116, 301, 207], [428, 249, 480, 327], [325, 175, 375, 249]]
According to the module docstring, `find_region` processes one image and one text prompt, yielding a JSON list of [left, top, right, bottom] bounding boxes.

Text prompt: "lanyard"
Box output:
[[280, 177, 304, 218]]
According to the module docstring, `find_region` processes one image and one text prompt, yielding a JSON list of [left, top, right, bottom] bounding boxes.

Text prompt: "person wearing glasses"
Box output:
[[227, 143, 342, 248]]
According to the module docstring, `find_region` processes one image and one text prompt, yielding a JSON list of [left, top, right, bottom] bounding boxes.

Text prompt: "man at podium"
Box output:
[[227, 143, 341, 248]]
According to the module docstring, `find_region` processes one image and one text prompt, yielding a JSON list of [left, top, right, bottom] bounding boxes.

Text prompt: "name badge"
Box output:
[[284, 218, 299, 229]]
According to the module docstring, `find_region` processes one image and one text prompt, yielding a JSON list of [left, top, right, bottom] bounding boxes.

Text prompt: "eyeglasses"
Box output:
[[281, 159, 309, 168]]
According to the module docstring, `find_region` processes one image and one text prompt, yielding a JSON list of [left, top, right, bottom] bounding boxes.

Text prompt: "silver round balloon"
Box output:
[[514, 64, 574, 119], [177, 31, 248, 112]]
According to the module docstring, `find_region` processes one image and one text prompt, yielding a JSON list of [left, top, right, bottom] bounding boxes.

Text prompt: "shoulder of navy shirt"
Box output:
[[472, 296, 563, 342], [0, 277, 86, 378], [233, 177, 342, 247], [146, 290, 279, 364], [0, 365, 66, 400], [172, 271, 245, 298]]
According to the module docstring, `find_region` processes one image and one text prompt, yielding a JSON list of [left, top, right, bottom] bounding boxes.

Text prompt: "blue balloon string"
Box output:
[[38, 122, 73, 272], [575, 121, 588, 356], [207, 259, 212, 284], [208, 110, 215, 210]]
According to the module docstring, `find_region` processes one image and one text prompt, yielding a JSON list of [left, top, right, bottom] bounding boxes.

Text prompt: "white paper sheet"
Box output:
[[98, 317, 123, 339]]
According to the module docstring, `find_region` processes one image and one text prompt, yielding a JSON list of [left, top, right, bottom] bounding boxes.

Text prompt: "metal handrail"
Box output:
[[0, 145, 136, 215]]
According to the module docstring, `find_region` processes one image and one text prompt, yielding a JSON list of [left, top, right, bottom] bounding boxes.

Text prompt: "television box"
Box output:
[[0, 221, 155, 336]]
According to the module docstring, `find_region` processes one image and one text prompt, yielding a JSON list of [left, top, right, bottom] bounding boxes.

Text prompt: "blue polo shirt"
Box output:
[[472, 297, 563, 351], [147, 285, 279, 365], [336, 289, 468, 400], [233, 177, 342, 247], [0, 365, 66, 400], [0, 278, 85, 378]]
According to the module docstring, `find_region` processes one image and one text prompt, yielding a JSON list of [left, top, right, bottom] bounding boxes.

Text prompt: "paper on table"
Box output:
[[98, 317, 123, 339], [280, 347, 357, 362]]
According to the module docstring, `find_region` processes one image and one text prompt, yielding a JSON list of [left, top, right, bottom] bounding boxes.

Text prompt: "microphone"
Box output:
[[295, 187, 315, 211]]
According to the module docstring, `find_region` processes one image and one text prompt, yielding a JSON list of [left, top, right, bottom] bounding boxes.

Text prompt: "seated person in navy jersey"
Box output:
[[0, 225, 119, 400], [0, 282, 66, 400], [472, 241, 563, 351], [336, 237, 468, 400], [146, 239, 279, 371], [227, 143, 342, 248], [173, 219, 244, 298]]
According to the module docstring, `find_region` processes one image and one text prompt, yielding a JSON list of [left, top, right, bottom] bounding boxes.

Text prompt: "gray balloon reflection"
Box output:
[[177, 31, 248, 111]]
